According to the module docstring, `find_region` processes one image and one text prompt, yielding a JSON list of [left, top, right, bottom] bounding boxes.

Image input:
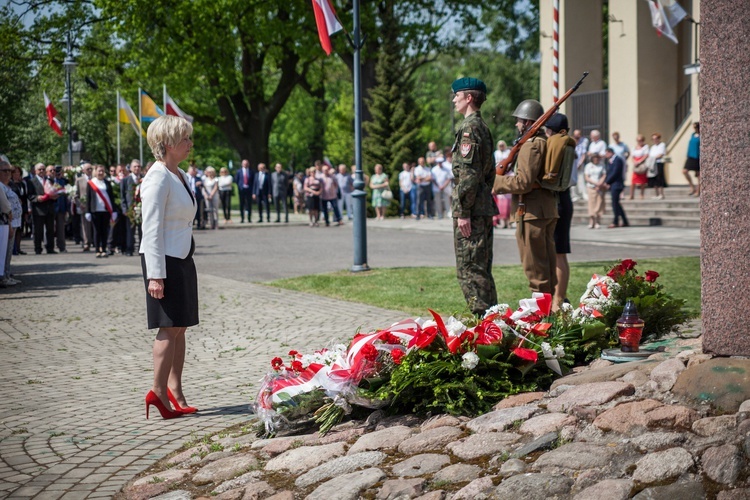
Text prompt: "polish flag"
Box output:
[[44, 92, 63, 137], [312, 0, 342, 56], [164, 92, 194, 123]]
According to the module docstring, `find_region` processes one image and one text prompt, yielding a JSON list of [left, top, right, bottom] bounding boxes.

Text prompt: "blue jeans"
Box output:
[[399, 189, 413, 216]]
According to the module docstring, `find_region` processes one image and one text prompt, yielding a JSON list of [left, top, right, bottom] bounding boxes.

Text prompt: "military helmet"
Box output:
[[512, 99, 544, 121]]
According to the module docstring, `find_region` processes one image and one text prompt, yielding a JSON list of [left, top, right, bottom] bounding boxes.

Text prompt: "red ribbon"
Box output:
[[88, 180, 113, 216]]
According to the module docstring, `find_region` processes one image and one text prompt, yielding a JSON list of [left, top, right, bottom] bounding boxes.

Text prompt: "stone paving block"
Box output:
[[33, 491, 65, 500]]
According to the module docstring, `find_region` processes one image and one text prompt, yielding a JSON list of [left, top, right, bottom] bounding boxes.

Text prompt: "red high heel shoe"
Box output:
[[145, 390, 182, 419], [167, 388, 198, 414]]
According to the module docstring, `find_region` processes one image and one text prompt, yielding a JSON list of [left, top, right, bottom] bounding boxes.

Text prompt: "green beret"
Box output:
[[451, 77, 487, 94]]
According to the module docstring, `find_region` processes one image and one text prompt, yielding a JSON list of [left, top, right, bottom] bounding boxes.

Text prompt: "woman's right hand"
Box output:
[[148, 279, 165, 299]]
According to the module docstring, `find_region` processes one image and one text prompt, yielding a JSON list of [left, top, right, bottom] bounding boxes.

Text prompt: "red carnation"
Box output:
[[645, 270, 660, 282], [607, 265, 625, 279], [621, 259, 637, 271], [381, 332, 401, 345], [362, 343, 378, 362], [271, 357, 284, 370], [288, 350, 299, 357], [291, 360, 303, 372], [512, 347, 539, 363], [391, 349, 405, 365]]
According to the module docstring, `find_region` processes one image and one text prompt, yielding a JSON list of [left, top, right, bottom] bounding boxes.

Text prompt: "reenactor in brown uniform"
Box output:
[[450, 77, 498, 315], [493, 100, 559, 294]]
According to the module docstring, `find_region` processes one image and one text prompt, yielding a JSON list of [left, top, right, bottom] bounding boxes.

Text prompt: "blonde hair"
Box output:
[[147, 115, 193, 161], [204, 166, 216, 176], [219, 167, 229, 175]]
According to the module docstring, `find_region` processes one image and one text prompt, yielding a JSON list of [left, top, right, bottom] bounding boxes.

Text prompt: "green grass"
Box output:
[[269, 256, 700, 318]]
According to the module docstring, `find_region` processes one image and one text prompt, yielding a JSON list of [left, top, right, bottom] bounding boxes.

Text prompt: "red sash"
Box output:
[[88, 180, 113, 215]]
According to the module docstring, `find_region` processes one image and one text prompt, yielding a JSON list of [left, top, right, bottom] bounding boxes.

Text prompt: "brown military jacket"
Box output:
[[451, 111, 498, 218], [492, 132, 558, 221]]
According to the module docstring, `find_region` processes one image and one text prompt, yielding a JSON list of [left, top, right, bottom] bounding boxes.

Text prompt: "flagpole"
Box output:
[[163, 83, 167, 113], [116, 91, 121, 166], [350, 0, 369, 272], [138, 87, 143, 165]]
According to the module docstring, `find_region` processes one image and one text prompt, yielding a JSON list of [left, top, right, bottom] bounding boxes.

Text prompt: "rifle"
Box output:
[[496, 72, 589, 176]]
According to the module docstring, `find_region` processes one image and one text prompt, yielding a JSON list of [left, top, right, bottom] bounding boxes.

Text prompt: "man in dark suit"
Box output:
[[187, 164, 204, 229], [604, 147, 629, 228], [26, 163, 57, 254], [121, 159, 142, 255], [253, 162, 271, 222], [271, 163, 288, 223], [235, 159, 254, 223]]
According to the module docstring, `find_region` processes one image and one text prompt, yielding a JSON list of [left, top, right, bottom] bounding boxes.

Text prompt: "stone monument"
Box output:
[[700, 1, 750, 355]]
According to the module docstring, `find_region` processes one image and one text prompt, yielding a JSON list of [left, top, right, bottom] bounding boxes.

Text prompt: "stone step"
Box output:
[[570, 187, 700, 228], [572, 215, 700, 228], [573, 205, 700, 218]]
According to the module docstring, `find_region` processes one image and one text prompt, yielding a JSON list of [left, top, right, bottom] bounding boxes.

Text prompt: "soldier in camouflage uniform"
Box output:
[[450, 77, 498, 315]]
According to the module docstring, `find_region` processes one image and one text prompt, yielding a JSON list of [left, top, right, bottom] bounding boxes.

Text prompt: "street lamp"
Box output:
[[61, 32, 77, 166], [350, 0, 370, 273]]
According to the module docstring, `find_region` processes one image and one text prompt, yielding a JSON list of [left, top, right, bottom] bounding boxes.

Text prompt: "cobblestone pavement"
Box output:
[[0, 252, 403, 499], [0, 217, 699, 498]]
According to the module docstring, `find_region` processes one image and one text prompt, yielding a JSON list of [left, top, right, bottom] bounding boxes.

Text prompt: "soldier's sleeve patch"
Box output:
[[460, 141, 473, 158]]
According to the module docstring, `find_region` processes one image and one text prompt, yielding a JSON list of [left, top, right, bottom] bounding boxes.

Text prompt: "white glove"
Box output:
[[85, 213, 92, 222], [112, 212, 118, 222]]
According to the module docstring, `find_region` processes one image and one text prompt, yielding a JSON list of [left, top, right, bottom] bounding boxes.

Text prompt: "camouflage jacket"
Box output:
[[451, 111, 498, 218]]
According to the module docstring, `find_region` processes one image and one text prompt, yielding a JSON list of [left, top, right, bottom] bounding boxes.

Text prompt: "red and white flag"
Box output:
[[647, 0, 687, 44], [312, 0, 342, 55], [164, 92, 194, 123], [44, 92, 63, 137]]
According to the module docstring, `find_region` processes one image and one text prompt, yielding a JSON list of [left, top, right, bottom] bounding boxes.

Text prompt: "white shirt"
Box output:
[[218, 174, 233, 191], [494, 149, 510, 164], [91, 178, 112, 212], [584, 162, 606, 189], [431, 165, 454, 193], [588, 139, 607, 157], [398, 170, 413, 193], [648, 142, 666, 159], [414, 165, 431, 186], [139, 162, 196, 280]]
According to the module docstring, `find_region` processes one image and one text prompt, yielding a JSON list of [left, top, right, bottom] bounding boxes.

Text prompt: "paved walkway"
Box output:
[[0, 216, 699, 498]]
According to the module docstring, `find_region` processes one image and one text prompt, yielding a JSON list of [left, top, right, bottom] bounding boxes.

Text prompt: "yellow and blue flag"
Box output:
[[140, 90, 164, 123], [118, 96, 145, 137]]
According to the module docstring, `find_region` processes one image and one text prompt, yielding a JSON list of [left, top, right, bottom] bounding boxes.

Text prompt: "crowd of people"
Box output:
[[0, 118, 699, 290]]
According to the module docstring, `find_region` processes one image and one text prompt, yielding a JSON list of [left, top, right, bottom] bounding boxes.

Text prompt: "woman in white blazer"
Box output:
[[140, 115, 199, 420]]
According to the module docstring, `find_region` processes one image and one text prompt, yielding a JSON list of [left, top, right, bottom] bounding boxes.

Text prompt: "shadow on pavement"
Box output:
[[9, 262, 141, 290], [195, 404, 252, 416]]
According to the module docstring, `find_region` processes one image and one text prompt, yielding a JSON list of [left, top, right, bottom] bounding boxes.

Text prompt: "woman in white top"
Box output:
[[584, 153, 607, 229], [217, 167, 234, 223], [202, 166, 220, 229], [647, 133, 667, 199], [140, 115, 198, 420], [85, 165, 118, 257]]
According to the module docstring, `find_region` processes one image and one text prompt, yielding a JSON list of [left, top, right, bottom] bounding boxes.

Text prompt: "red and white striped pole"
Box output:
[[553, 0, 560, 103]]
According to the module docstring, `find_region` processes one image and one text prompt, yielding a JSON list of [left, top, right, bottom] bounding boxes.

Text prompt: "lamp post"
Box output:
[[61, 32, 77, 166], [350, 0, 369, 273]]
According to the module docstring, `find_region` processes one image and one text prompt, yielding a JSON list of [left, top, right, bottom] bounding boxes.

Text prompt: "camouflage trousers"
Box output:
[[453, 216, 497, 316]]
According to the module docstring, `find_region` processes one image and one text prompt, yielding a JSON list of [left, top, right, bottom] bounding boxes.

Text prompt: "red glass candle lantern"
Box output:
[[617, 300, 645, 352]]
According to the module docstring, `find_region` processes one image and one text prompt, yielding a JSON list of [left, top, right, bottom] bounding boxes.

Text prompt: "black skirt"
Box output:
[[141, 238, 199, 329]]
